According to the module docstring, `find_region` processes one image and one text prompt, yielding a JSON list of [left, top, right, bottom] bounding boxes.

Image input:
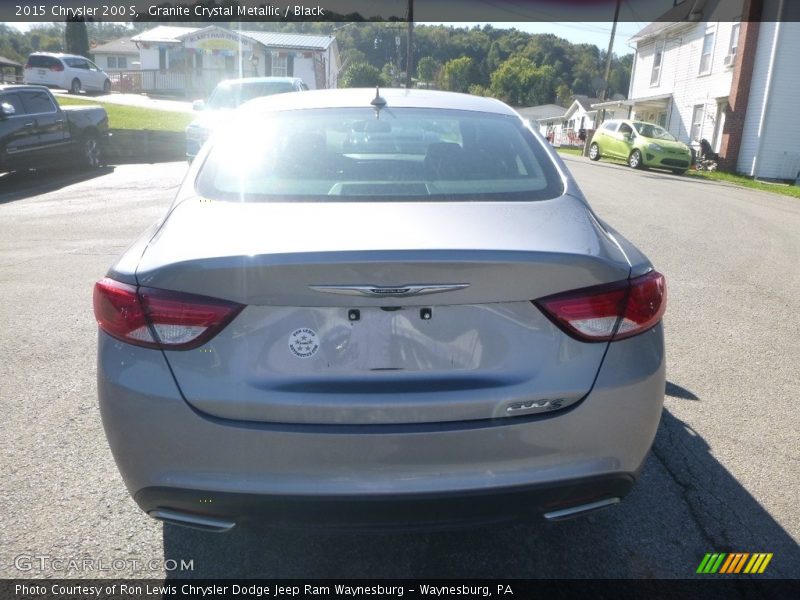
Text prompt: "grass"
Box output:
[[554, 146, 584, 156], [686, 169, 800, 199], [56, 96, 193, 132], [557, 147, 800, 200]]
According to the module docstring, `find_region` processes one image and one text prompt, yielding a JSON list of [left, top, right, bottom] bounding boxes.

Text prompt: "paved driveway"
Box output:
[[0, 160, 797, 579]]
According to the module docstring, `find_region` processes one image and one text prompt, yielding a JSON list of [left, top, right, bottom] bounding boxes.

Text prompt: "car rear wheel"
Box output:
[[103, 79, 111, 94], [628, 149, 644, 169], [588, 143, 601, 161], [70, 78, 81, 94], [80, 133, 102, 169]]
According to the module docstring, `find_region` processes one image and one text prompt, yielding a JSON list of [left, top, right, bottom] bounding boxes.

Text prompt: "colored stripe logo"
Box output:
[[697, 553, 773, 574]]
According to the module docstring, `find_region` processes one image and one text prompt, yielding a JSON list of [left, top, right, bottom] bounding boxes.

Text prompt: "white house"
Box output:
[[619, 0, 800, 180], [122, 25, 340, 95], [537, 96, 600, 146], [91, 36, 140, 71]]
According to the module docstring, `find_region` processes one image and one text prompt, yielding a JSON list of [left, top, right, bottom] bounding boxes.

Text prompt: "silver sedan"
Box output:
[[94, 88, 666, 532]]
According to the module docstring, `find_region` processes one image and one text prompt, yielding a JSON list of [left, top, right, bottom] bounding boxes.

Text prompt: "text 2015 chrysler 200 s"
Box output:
[[94, 89, 666, 532]]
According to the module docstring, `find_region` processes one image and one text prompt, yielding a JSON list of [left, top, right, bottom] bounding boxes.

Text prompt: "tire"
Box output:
[[79, 133, 102, 169], [628, 149, 644, 169], [70, 78, 81, 95], [672, 169, 687, 175], [588, 143, 601, 161], [103, 79, 111, 94]]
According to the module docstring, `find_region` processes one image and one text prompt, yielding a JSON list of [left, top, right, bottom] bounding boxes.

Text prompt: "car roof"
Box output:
[[241, 88, 519, 116], [28, 52, 86, 60], [218, 77, 304, 85], [0, 84, 51, 93]]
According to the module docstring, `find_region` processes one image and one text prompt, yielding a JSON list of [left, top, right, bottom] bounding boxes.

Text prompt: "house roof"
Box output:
[[516, 104, 567, 122], [630, 0, 744, 43], [571, 95, 601, 112], [237, 31, 335, 51], [92, 36, 139, 55], [131, 26, 201, 45], [130, 26, 335, 51], [0, 55, 23, 68]]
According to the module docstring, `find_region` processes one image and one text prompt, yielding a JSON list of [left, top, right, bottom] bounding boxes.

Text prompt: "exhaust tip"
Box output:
[[148, 509, 236, 532], [543, 497, 620, 521]]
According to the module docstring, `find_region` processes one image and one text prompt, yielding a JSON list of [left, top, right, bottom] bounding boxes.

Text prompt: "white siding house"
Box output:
[[628, 19, 739, 152], [536, 96, 600, 146], [736, 20, 800, 180], [91, 37, 140, 71], [123, 26, 340, 95], [625, 0, 800, 180]]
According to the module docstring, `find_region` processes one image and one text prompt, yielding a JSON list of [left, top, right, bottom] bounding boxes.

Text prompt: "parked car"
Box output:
[[95, 89, 666, 532], [185, 76, 308, 161], [23, 53, 111, 95], [0, 85, 108, 173], [589, 119, 693, 174]]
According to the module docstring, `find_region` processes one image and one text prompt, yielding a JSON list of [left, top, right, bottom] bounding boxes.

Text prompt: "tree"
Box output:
[[490, 55, 557, 106], [340, 62, 384, 88], [416, 56, 439, 84], [65, 19, 90, 58], [438, 56, 473, 93]]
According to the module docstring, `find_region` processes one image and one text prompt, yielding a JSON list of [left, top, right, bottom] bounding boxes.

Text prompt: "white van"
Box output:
[[23, 53, 111, 94]]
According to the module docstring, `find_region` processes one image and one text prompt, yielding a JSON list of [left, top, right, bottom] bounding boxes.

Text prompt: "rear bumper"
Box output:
[[137, 474, 635, 531], [98, 324, 664, 529]]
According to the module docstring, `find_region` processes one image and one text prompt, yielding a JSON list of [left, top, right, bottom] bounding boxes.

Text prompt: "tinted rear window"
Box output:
[[206, 82, 297, 109], [27, 55, 61, 68], [196, 107, 563, 202]]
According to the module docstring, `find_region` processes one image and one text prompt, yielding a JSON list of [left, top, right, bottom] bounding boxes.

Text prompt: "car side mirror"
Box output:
[[0, 102, 15, 119], [192, 100, 205, 111]]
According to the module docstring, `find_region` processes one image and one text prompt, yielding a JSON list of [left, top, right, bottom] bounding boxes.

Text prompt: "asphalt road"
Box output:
[[0, 157, 798, 580]]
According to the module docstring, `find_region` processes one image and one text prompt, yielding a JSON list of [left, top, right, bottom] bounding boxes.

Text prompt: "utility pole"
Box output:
[[594, 0, 622, 130], [405, 0, 414, 88]]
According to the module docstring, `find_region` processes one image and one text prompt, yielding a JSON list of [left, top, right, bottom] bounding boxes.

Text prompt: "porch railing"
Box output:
[[106, 69, 235, 96]]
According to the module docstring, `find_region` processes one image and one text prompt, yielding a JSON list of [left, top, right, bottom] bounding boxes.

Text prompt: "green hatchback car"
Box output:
[[588, 119, 692, 175]]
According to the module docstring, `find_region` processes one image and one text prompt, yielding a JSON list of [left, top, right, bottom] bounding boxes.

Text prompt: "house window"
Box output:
[[699, 31, 715, 74], [650, 41, 664, 86], [691, 104, 705, 141], [271, 54, 288, 77], [107, 56, 127, 69], [158, 48, 167, 71], [729, 22, 741, 57]]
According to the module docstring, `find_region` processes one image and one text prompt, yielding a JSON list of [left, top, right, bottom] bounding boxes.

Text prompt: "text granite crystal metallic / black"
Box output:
[[94, 88, 666, 531]]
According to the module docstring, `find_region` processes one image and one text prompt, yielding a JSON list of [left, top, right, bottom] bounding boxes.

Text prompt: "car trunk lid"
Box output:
[[137, 195, 631, 425]]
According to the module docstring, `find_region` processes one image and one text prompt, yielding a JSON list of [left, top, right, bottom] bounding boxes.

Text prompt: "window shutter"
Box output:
[[287, 54, 294, 76]]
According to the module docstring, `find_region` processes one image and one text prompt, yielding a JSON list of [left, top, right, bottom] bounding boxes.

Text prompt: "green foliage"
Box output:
[[65, 20, 90, 58], [416, 56, 439, 83], [438, 56, 473, 93], [340, 62, 384, 88], [490, 55, 557, 106]]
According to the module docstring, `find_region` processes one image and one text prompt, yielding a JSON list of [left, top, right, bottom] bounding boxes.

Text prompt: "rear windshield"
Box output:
[[206, 81, 296, 110], [27, 55, 61, 68], [195, 107, 563, 202]]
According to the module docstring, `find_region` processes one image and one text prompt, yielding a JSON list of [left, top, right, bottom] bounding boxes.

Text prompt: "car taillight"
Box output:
[[534, 271, 666, 342], [50, 63, 64, 72], [93, 277, 244, 350]]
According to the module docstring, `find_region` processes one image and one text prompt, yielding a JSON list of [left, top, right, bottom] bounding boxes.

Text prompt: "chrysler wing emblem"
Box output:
[[309, 283, 469, 298]]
